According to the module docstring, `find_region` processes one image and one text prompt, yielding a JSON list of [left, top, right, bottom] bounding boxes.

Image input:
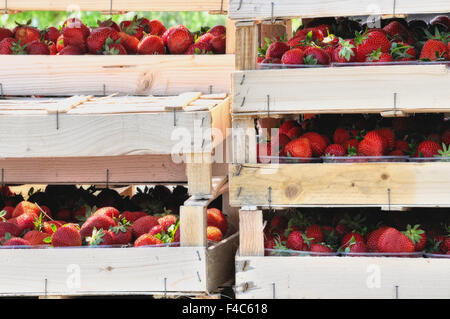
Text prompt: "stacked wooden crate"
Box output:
[[0, 2, 239, 297], [228, 0, 450, 299]]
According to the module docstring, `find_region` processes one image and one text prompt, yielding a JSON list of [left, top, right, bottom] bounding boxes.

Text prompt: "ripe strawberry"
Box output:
[[285, 126, 302, 140], [366, 226, 390, 252], [302, 132, 328, 156], [47, 41, 57, 55], [12, 201, 40, 218], [294, 28, 325, 43], [1, 206, 14, 220], [0, 38, 26, 55], [42, 27, 60, 43], [358, 131, 385, 156], [42, 220, 63, 235], [209, 25, 226, 36], [13, 21, 41, 45], [332, 38, 357, 63], [305, 224, 324, 244], [285, 137, 312, 158], [197, 32, 215, 45], [93, 207, 120, 219], [158, 214, 178, 232], [279, 120, 300, 135], [383, 21, 410, 40], [341, 233, 365, 249], [97, 18, 121, 32], [87, 27, 120, 54], [0, 27, 13, 41], [355, 30, 391, 62], [443, 129, 450, 146], [62, 23, 89, 52], [206, 208, 228, 235], [207, 226, 223, 242], [23, 230, 49, 245], [376, 128, 395, 152], [137, 35, 165, 55], [186, 41, 212, 55], [348, 240, 368, 253], [80, 214, 116, 238], [395, 140, 410, 153], [166, 26, 193, 54], [51, 223, 82, 247], [269, 215, 287, 233], [403, 224, 426, 251], [86, 228, 115, 246], [420, 39, 449, 61], [102, 39, 127, 55], [14, 213, 37, 233], [415, 140, 442, 157], [148, 20, 166, 37], [134, 233, 164, 247], [149, 224, 164, 236], [62, 18, 90, 39], [131, 215, 159, 238], [389, 149, 405, 156], [324, 144, 346, 157], [286, 231, 304, 251], [25, 40, 50, 55], [377, 227, 415, 253], [117, 31, 139, 54], [365, 48, 393, 62], [3, 237, 31, 246], [55, 208, 72, 221], [210, 34, 226, 54], [333, 127, 351, 144], [281, 48, 304, 64], [120, 16, 148, 40], [0, 222, 20, 237], [266, 41, 289, 59], [58, 45, 83, 55], [302, 46, 330, 65], [310, 243, 333, 253]]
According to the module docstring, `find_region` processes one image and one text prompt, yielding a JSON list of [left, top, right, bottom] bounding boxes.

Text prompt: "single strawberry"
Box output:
[[13, 21, 41, 45], [285, 126, 302, 140], [47, 41, 57, 55], [134, 233, 164, 247], [62, 22, 89, 52], [332, 38, 357, 63], [148, 20, 167, 37], [206, 208, 228, 235], [110, 219, 133, 245], [355, 30, 391, 62], [420, 28, 449, 61], [97, 18, 121, 32], [118, 31, 139, 54], [358, 130, 385, 156], [149, 224, 164, 236], [86, 227, 115, 246], [365, 48, 393, 62], [285, 137, 312, 158], [302, 132, 328, 156], [158, 214, 178, 232], [3, 237, 31, 246], [324, 144, 346, 157], [376, 128, 395, 152], [383, 21, 410, 40], [341, 233, 365, 249], [281, 48, 304, 64], [302, 46, 330, 65], [186, 41, 212, 55], [310, 243, 333, 253], [403, 224, 426, 251], [279, 120, 300, 135], [42, 220, 63, 235], [210, 34, 226, 54], [80, 214, 116, 238], [87, 27, 120, 54], [377, 227, 415, 253], [266, 41, 289, 59], [207, 226, 223, 242], [131, 215, 159, 238], [25, 40, 50, 55], [0, 27, 13, 41], [269, 215, 287, 233], [415, 140, 442, 157], [286, 231, 304, 251], [137, 35, 165, 55], [347, 239, 368, 253], [166, 26, 194, 54], [0, 222, 20, 237], [305, 224, 324, 244], [23, 230, 49, 246], [12, 201, 40, 218], [366, 226, 390, 252], [197, 32, 215, 45], [57, 45, 83, 55], [62, 18, 90, 39], [93, 207, 120, 219], [42, 27, 60, 43], [51, 223, 82, 247], [120, 16, 148, 40], [395, 140, 410, 153], [209, 25, 226, 36], [0, 38, 26, 55]]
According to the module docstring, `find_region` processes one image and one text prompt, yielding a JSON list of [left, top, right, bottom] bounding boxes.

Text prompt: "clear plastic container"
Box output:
[[408, 157, 450, 163], [424, 253, 450, 259], [259, 156, 322, 164], [265, 248, 338, 257], [339, 251, 424, 258], [322, 155, 410, 163]]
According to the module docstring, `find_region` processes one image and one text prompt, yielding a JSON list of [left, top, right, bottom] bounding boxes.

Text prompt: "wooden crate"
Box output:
[[2, 0, 228, 13], [233, 64, 450, 116], [235, 254, 450, 299], [0, 93, 231, 197], [228, 0, 450, 21], [0, 177, 240, 297], [0, 55, 234, 97], [229, 163, 450, 208]]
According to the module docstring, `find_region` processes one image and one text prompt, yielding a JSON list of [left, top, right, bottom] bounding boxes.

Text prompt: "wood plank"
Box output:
[[0, 55, 234, 96], [180, 205, 207, 247], [186, 153, 213, 197], [231, 117, 257, 164], [235, 255, 450, 299], [239, 210, 264, 256], [229, 163, 450, 207], [228, 0, 450, 20], [0, 247, 207, 296], [233, 64, 450, 115], [235, 22, 258, 71], [5, 0, 228, 12]]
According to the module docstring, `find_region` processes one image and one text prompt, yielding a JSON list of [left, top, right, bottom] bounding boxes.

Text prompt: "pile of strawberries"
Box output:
[[257, 114, 450, 161], [0, 184, 228, 248], [264, 209, 450, 256], [259, 15, 449, 65], [0, 17, 226, 55]]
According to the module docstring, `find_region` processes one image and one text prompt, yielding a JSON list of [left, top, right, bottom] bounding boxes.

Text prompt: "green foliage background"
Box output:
[[0, 11, 227, 31]]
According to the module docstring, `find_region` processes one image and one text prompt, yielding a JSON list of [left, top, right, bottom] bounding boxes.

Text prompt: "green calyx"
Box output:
[[1, 232, 12, 244], [76, 205, 97, 223], [303, 53, 318, 65], [390, 42, 414, 60], [434, 143, 450, 158], [33, 213, 44, 232], [337, 37, 355, 61], [86, 227, 105, 246], [0, 210, 7, 222], [402, 224, 424, 245]]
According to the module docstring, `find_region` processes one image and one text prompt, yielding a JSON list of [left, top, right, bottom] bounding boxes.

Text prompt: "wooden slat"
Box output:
[[180, 205, 207, 247], [5, 0, 228, 12], [235, 255, 450, 299], [239, 210, 264, 256], [235, 22, 258, 71], [233, 64, 450, 115], [228, 0, 450, 20], [229, 163, 450, 207], [0, 55, 234, 96]]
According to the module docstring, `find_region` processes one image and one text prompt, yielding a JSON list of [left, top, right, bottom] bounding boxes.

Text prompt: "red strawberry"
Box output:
[[269, 215, 287, 233], [80, 214, 116, 238], [134, 234, 164, 247], [341, 233, 365, 249], [93, 207, 120, 219], [62, 23, 89, 52], [12, 201, 40, 218], [42, 27, 60, 43], [415, 140, 442, 157], [333, 127, 352, 144], [3, 237, 31, 246], [305, 225, 324, 244], [376, 128, 395, 152], [279, 120, 300, 135], [13, 21, 41, 45], [166, 26, 194, 54], [86, 228, 115, 246], [395, 140, 410, 153], [149, 224, 164, 236], [148, 20, 166, 37], [206, 208, 228, 235], [58, 45, 83, 55], [365, 48, 393, 62], [0, 222, 20, 237], [47, 41, 57, 55], [186, 41, 212, 55], [383, 21, 409, 40], [55, 208, 72, 221], [302, 46, 330, 65], [97, 18, 121, 32], [62, 18, 90, 39], [120, 16, 148, 40], [23, 230, 49, 246], [302, 132, 328, 156], [266, 41, 289, 59], [358, 130, 385, 156], [377, 227, 414, 253], [443, 129, 450, 146], [0, 27, 13, 41], [324, 144, 346, 157], [420, 39, 448, 61], [281, 48, 304, 64], [355, 30, 391, 62], [285, 137, 312, 158], [209, 25, 226, 36], [42, 220, 63, 235], [348, 240, 368, 253], [210, 34, 226, 54], [158, 214, 178, 232], [197, 33, 215, 45], [138, 35, 165, 55], [294, 28, 325, 43], [131, 215, 159, 238], [87, 27, 120, 54], [403, 224, 426, 251], [310, 243, 333, 253], [1, 206, 14, 220], [207, 226, 223, 242], [118, 32, 139, 54], [25, 40, 50, 55], [102, 38, 127, 55], [332, 38, 357, 63], [366, 226, 390, 252], [14, 213, 37, 233], [52, 223, 82, 247], [0, 38, 23, 54], [287, 231, 304, 251], [285, 126, 302, 140]]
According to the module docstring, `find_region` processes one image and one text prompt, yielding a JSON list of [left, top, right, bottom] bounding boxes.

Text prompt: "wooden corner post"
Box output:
[[239, 209, 264, 256]]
